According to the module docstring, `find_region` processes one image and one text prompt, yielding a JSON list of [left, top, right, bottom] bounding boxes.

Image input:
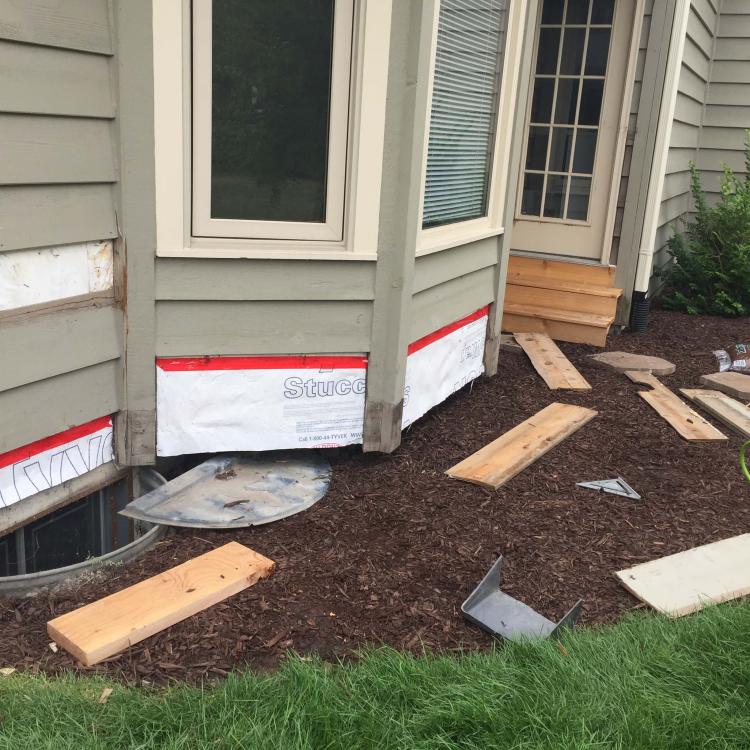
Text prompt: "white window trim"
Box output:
[[153, 0, 392, 260], [415, 0, 528, 257]]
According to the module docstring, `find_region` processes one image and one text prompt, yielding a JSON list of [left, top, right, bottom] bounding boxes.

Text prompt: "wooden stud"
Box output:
[[48, 542, 274, 666]]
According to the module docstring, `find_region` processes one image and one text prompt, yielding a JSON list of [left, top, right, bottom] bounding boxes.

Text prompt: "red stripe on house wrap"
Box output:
[[407, 306, 489, 356], [156, 355, 369, 372], [0, 416, 113, 470]]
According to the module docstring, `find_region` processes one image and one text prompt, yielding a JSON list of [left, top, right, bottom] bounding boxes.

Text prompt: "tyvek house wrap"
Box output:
[[156, 308, 488, 456]]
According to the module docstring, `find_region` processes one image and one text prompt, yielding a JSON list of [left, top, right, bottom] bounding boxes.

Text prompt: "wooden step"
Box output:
[[507, 274, 623, 298], [504, 302, 613, 328], [503, 306, 612, 347], [505, 282, 620, 317], [509, 255, 616, 287]]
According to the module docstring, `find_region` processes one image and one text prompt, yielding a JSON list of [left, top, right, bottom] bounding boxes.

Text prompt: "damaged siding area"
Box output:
[[651, 0, 721, 291], [0, 1, 122, 504]]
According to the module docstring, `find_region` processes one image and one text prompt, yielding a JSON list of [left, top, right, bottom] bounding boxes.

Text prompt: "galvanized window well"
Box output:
[[422, 0, 508, 229]]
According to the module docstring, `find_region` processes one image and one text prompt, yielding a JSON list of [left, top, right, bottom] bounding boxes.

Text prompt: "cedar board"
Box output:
[[48, 541, 274, 665], [446, 402, 597, 489], [624, 371, 728, 442], [616, 533, 750, 617], [680, 388, 750, 438], [514, 332, 591, 390]]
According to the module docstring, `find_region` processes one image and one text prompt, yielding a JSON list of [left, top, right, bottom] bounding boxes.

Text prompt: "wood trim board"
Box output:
[[446, 402, 597, 489], [616, 533, 750, 617], [514, 333, 591, 390], [624, 371, 728, 442], [680, 389, 750, 438], [48, 542, 274, 665]]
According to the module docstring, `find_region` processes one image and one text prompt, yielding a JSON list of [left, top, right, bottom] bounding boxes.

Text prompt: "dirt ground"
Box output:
[[2, 310, 749, 685]]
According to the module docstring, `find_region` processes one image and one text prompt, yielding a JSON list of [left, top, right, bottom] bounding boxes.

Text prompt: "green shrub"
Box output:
[[661, 132, 750, 316]]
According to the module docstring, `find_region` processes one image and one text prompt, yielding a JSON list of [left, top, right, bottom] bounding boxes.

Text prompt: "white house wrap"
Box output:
[[402, 307, 488, 429], [156, 355, 369, 456], [0, 416, 114, 508]]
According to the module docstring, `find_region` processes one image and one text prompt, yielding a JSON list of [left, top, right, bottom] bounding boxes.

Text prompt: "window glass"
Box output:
[[210, 0, 335, 223], [422, 0, 508, 229]]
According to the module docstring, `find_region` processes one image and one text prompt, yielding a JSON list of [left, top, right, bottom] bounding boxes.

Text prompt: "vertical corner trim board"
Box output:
[[616, 534, 750, 618], [446, 402, 597, 489], [48, 542, 275, 666], [680, 389, 750, 439], [624, 371, 728, 442], [513, 332, 591, 391], [0, 416, 114, 509]]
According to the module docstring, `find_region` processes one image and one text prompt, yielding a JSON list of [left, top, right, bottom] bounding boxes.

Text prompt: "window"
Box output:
[[422, 0, 508, 230], [192, 0, 355, 241], [519, 0, 615, 222]]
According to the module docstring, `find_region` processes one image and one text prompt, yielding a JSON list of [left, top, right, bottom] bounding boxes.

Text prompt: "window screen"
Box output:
[[422, 0, 507, 229]]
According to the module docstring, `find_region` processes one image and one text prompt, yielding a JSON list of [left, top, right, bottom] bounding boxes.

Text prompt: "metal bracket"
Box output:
[[461, 556, 583, 641]]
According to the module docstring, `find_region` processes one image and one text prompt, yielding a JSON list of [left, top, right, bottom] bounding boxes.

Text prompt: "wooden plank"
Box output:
[[0, 40, 114, 118], [501, 313, 609, 347], [446, 402, 597, 489], [0, 184, 117, 253], [624, 371, 728, 442], [680, 389, 750, 438], [0, 0, 112, 54], [0, 303, 122, 393], [700, 372, 750, 401], [514, 333, 591, 390], [48, 542, 275, 666], [616, 534, 750, 617], [0, 115, 116, 186]]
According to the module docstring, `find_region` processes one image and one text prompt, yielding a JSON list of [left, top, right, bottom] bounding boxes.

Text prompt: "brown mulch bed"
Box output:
[[2, 310, 749, 685]]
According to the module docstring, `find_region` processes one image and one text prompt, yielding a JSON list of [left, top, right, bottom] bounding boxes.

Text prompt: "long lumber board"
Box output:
[[624, 371, 727, 442], [48, 542, 274, 665], [514, 332, 591, 390], [616, 534, 750, 617], [446, 402, 597, 489], [680, 389, 750, 438]]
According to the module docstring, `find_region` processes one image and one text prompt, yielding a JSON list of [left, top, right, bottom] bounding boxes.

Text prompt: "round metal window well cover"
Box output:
[[120, 452, 332, 529]]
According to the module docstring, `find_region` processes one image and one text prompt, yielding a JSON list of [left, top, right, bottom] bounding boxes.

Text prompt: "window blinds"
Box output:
[[423, 0, 507, 229]]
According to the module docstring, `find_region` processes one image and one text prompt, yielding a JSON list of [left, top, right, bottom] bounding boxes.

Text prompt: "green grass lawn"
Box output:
[[1, 603, 749, 750]]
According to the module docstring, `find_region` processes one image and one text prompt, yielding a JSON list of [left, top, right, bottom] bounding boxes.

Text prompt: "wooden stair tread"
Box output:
[[507, 275, 623, 298], [504, 302, 614, 328]]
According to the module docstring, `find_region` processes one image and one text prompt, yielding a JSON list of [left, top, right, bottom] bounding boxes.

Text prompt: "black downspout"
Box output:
[[629, 291, 651, 333]]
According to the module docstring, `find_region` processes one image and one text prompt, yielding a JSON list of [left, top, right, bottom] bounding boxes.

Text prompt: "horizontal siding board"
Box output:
[[0, 184, 117, 252], [0, 0, 112, 54], [413, 237, 497, 294], [0, 40, 114, 117], [409, 267, 495, 342], [155, 258, 376, 301], [0, 304, 122, 393], [0, 360, 120, 454], [156, 301, 373, 356], [0, 114, 116, 185]]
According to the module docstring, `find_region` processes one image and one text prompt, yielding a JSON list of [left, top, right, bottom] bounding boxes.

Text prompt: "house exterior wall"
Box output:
[[651, 0, 721, 287], [0, 1, 123, 459]]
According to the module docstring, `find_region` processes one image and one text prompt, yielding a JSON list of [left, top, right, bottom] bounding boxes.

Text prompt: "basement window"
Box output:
[[191, 0, 355, 242], [0, 480, 134, 576]]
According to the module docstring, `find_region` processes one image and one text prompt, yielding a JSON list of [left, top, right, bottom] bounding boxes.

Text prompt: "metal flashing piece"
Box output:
[[461, 556, 583, 641], [576, 477, 641, 500], [120, 452, 331, 529]]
